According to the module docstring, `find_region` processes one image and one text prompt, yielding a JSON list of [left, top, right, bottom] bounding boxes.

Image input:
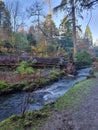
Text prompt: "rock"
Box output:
[[87, 69, 96, 79]]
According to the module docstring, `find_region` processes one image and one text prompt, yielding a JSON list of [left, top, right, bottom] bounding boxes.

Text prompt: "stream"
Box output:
[[0, 68, 91, 122]]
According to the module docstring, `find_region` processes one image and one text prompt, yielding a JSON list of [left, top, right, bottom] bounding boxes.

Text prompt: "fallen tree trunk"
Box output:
[[0, 56, 68, 68]]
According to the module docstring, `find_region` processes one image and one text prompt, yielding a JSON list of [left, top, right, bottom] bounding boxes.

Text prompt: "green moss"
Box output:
[[0, 81, 28, 95], [0, 108, 50, 130], [0, 70, 64, 95]]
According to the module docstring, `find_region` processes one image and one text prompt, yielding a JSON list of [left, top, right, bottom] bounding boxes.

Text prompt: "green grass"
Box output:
[[0, 73, 98, 130], [55, 73, 98, 110]]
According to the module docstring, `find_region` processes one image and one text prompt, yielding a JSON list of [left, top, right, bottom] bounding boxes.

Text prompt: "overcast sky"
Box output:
[[3, 0, 98, 42]]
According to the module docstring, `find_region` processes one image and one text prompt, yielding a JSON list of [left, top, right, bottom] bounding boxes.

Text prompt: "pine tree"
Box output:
[[0, 0, 11, 40], [53, 0, 96, 55], [54, 0, 79, 55], [43, 14, 57, 43], [85, 25, 93, 45]]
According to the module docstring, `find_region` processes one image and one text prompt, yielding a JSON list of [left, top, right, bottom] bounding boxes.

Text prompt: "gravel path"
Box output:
[[39, 76, 98, 130]]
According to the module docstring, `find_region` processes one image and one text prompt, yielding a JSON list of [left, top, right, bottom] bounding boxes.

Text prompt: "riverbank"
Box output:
[[0, 69, 65, 96], [0, 72, 98, 130]]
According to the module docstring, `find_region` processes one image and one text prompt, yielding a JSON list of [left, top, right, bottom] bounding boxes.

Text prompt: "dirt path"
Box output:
[[73, 84, 98, 130], [39, 76, 98, 130]]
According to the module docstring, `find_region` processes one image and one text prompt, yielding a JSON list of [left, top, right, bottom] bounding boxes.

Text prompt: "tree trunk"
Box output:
[[72, 0, 77, 55]]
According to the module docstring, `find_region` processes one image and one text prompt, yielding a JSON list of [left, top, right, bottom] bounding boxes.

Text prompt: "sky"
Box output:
[[78, 7, 98, 43], [3, 0, 98, 42]]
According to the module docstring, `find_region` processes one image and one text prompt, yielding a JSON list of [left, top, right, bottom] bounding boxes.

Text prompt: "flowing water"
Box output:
[[0, 68, 91, 122]]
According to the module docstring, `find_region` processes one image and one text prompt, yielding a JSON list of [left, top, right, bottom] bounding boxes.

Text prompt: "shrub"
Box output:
[[0, 81, 7, 88], [0, 81, 8, 94], [15, 61, 34, 77], [74, 51, 92, 68]]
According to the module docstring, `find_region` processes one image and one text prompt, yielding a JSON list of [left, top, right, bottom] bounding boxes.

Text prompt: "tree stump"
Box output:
[[66, 62, 77, 76]]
